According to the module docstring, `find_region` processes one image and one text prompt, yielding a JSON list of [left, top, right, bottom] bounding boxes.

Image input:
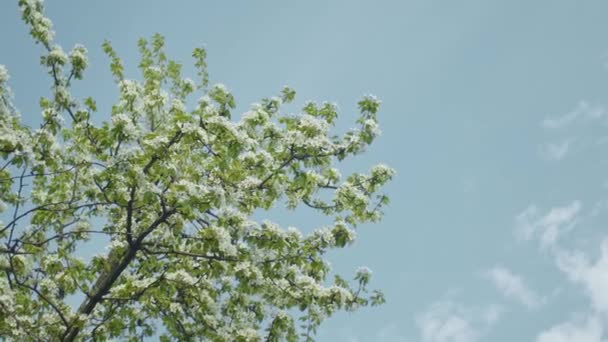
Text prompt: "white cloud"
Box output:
[[515, 201, 582, 249], [486, 266, 541, 309], [536, 316, 604, 342], [540, 140, 573, 161], [539, 102, 606, 161], [541, 101, 605, 129], [531, 237, 608, 342], [515, 205, 540, 241], [375, 324, 407, 342], [555, 240, 608, 313], [416, 301, 500, 342], [482, 305, 503, 325], [514, 201, 608, 313], [542, 111, 579, 130], [417, 303, 478, 342], [590, 199, 608, 218]]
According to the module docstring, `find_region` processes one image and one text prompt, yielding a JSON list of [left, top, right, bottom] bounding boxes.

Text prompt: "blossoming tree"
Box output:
[[0, 1, 394, 340]]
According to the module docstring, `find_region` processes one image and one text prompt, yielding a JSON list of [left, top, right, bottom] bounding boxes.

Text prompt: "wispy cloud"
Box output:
[[536, 315, 604, 342], [555, 240, 608, 313], [486, 266, 541, 309], [533, 240, 608, 341], [539, 140, 573, 161], [415, 301, 501, 342], [374, 324, 407, 342], [517, 201, 608, 340], [541, 101, 605, 129], [538, 102, 606, 161], [542, 108, 579, 129], [515, 201, 582, 249]]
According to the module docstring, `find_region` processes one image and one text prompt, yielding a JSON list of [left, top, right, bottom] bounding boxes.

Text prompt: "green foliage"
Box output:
[[0, 1, 394, 341], [102, 40, 124, 81]]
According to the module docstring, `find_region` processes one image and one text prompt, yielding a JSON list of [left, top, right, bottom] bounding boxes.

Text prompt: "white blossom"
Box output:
[[212, 226, 237, 256], [69, 44, 88, 73], [363, 118, 382, 137], [48, 45, 68, 65], [166, 269, 197, 285], [356, 266, 372, 278], [239, 176, 261, 189], [171, 98, 185, 112], [169, 302, 183, 314], [119, 79, 139, 98], [183, 77, 195, 89], [286, 226, 302, 240], [108, 238, 128, 251], [0, 65, 9, 84], [299, 114, 330, 133]]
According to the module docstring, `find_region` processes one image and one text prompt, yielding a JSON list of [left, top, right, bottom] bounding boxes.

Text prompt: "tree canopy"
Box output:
[[0, 1, 394, 340]]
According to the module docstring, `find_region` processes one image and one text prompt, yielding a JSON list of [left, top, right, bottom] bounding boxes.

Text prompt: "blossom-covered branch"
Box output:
[[0, 1, 394, 340]]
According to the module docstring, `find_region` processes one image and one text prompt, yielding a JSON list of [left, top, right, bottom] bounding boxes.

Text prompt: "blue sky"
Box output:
[[3, 0, 608, 341]]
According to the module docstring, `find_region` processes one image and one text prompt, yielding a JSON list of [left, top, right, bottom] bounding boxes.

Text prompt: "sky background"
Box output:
[[3, 1, 608, 341]]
